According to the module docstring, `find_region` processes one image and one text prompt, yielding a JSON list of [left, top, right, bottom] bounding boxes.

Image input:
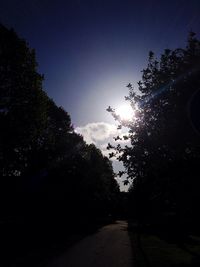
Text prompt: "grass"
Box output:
[[128, 222, 200, 267]]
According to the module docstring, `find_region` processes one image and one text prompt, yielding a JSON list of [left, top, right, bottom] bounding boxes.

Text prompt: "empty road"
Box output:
[[47, 220, 133, 267]]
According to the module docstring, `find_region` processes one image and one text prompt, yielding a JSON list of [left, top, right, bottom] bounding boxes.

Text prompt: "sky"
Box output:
[[1, 0, 200, 190]]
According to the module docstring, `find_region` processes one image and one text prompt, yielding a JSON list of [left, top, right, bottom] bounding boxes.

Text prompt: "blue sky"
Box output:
[[1, 0, 200, 190]]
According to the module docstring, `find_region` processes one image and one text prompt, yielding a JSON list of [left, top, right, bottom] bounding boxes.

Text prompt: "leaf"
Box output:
[[123, 180, 129, 185], [106, 106, 113, 112]]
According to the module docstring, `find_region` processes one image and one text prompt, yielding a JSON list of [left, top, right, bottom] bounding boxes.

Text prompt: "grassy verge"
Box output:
[[128, 222, 200, 267]]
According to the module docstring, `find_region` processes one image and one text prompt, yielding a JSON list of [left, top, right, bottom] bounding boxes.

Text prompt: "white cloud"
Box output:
[[75, 121, 130, 159], [76, 122, 118, 145], [75, 121, 131, 191], [98, 143, 115, 158]]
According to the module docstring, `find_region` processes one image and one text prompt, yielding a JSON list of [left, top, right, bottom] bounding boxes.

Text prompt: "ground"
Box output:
[[45, 220, 133, 267]]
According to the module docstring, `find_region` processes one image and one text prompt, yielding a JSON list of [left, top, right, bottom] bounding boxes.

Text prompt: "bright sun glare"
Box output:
[[116, 103, 135, 121]]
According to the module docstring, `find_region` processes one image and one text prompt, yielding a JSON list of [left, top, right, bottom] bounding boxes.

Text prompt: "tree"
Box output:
[[0, 24, 49, 176], [0, 24, 73, 178], [64, 143, 120, 217], [0, 24, 120, 227], [108, 32, 200, 228]]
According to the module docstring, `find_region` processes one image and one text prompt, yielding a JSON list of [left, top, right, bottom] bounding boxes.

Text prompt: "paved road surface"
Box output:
[[47, 220, 133, 267]]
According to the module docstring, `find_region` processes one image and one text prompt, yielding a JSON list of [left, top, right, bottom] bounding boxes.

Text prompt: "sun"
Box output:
[[116, 103, 136, 121]]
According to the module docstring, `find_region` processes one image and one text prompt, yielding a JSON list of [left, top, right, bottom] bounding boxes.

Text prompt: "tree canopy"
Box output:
[[0, 24, 120, 224], [108, 32, 200, 226]]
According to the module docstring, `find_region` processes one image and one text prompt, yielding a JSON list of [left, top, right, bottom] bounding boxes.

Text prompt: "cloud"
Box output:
[[98, 143, 115, 158], [76, 122, 131, 191], [75, 122, 118, 145], [75, 122, 130, 159]]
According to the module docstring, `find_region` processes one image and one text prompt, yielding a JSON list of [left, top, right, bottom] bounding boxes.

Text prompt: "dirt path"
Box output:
[[46, 220, 133, 267]]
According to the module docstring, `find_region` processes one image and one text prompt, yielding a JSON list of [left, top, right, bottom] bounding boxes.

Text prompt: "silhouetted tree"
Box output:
[[108, 32, 200, 231], [0, 24, 120, 227], [0, 24, 49, 176]]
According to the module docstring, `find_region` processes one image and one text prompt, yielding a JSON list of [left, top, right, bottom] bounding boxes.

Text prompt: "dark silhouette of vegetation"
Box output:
[[0, 24, 120, 266], [108, 32, 200, 241], [2, 21, 200, 267]]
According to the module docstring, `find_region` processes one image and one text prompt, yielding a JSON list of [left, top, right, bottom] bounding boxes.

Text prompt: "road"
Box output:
[[46, 220, 133, 267]]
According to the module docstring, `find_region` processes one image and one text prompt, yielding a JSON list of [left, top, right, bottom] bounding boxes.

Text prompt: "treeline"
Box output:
[[0, 23, 120, 243], [109, 32, 200, 240]]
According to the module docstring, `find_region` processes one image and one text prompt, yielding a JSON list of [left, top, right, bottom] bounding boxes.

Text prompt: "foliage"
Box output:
[[0, 24, 120, 223], [0, 24, 49, 176], [108, 32, 200, 225]]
